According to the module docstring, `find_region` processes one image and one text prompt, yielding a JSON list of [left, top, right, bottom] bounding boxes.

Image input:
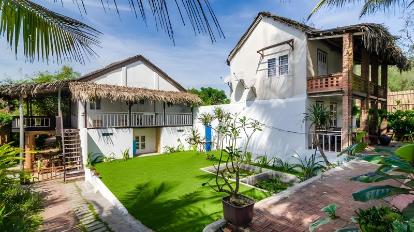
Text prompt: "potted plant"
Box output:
[[203, 112, 263, 228]]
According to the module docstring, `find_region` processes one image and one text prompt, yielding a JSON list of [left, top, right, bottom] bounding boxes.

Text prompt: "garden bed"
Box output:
[[201, 164, 300, 193]]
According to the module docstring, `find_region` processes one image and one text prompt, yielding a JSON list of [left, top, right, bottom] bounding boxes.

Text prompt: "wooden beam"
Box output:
[[308, 32, 364, 40], [257, 39, 294, 57]]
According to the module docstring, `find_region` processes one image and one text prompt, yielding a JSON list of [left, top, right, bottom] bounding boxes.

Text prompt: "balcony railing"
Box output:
[[307, 73, 343, 94], [308, 131, 342, 152], [12, 116, 56, 131], [88, 112, 193, 128], [352, 74, 367, 93]]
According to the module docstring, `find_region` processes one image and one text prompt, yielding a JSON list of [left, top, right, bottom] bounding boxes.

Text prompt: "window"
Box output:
[[135, 136, 146, 152], [279, 55, 289, 75], [167, 102, 173, 108], [317, 49, 327, 75], [329, 102, 337, 127], [267, 58, 277, 77], [90, 99, 101, 110], [267, 54, 289, 78]]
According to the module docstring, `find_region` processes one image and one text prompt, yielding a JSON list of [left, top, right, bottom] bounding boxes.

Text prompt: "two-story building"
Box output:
[[196, 12, 409, 160], [1, 55, 200, 181]]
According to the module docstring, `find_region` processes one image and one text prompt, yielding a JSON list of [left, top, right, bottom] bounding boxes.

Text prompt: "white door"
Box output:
[[317, 49, 328, 76], [134, 128, 156, 155]]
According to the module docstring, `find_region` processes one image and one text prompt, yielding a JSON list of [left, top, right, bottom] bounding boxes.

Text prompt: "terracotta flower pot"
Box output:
[[222, 195, 255, 228]]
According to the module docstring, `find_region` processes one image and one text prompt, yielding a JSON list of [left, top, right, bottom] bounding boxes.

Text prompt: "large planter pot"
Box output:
[[222, 195, 255, 228], [378, 134, 392, 146]]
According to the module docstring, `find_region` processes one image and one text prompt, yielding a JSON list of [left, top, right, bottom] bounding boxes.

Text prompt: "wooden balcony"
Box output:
[[12, 116, 56, 132], [88, 112, 193, 128], [307, 73, 343, 94]]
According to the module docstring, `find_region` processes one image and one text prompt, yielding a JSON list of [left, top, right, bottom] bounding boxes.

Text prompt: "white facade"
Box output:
[[72, 56, 194, 160], [192, 13, 350, 163]]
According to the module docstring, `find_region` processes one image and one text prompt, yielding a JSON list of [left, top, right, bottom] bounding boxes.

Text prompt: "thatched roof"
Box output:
[[227, 12, 410, 70], [0, 81, 201, 105], [68, 82, 201, 104]]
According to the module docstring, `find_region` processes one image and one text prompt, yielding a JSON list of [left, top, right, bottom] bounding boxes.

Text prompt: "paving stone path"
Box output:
[[36, 180, 111, 232], [243, 160, 398, 232]]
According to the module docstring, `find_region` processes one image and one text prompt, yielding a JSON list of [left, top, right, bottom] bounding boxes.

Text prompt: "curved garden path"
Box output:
[[245, 160, 398, 232]]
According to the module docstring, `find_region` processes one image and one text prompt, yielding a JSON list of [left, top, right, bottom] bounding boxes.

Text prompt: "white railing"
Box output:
[[309, 132, 342, 152], [165, 113, 193, 126], [89, 112, 129, 128], [13, 117, 52, 128], [88, 112, 193, 128]]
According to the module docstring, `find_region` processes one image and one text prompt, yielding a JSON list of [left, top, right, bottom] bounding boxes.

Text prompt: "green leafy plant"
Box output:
[[206, 153, 216, 160], [198, 113, 214, 126], [387, 110, 414, 141], [304, 103, 332, 166], [293, 153, 325, 181], [254, 177, 292, 194], [0, 144, 42, 231], [121, 149, 130, 161], [103, 152, 116, 162], [347, 143, 414, 223], [255, 155, 275, 166], [309, 204, 338, 232], [186, 129, 202, 151], [87, 152, 104, 168], [272, 157, 294, 173], [243, 152, 253, 165], [163, 146, 177, 154], [0, 112, 13, 127], [354, 206, 402, 232]]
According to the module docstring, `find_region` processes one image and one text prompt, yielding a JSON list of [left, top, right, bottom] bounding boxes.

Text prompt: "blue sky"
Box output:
[[0, 0, 407, 91]]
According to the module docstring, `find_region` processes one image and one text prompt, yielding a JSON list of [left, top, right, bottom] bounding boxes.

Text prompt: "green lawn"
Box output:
[[95, 151, 269, 232]]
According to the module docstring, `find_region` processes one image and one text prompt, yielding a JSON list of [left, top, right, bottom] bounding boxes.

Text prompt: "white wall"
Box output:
[[307, 40, 342, 77], [90, 60, 180, 91], [87, 128, 133, 158], [159, 126, 192, 153], [229, 16, 308, 101], [194, 98, 309, 162]]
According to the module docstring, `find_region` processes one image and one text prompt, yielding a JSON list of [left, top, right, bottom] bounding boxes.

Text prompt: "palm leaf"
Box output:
[[352, 185, 411, 202], [0, 0, 101, 63], [309, 0, 413, 19]]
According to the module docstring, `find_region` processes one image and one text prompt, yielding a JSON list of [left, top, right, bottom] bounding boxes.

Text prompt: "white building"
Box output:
[[5, 55, 199, 180], [195, 12, 408, 161]]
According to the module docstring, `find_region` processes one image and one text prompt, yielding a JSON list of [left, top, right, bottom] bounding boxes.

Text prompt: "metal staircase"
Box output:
[[62, 129, 84, 182]]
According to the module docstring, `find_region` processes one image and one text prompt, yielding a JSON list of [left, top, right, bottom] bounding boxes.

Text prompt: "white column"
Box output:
[[19, 96, 24, 170], [58, 88, 62, 116]]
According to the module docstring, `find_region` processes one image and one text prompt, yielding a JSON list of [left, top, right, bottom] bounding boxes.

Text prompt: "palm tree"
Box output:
[[309, 0, 413, 18], [304, 103, 332, 166], [0, 0, 224, 63]]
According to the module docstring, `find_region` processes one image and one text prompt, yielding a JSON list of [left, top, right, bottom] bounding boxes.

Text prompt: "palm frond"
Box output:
[[0, 0, 101, 63], [308, 0, 413, 19], [71, 0, 225, 43]]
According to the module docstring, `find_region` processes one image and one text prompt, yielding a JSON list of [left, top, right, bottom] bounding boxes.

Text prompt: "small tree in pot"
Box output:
[[203, 113, 263, 228]]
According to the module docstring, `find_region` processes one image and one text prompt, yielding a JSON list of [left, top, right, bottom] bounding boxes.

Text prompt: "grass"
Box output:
[[95, 151, 269, 232]]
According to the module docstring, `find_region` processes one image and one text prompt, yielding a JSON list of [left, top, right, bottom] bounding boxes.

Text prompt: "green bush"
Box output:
[[0, 112, 13, 127], [387, 110, 414, 140], [0, 144, 42, 231], [354, 206, 402, 232]]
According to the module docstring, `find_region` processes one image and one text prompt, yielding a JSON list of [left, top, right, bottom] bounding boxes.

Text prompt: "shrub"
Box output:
[[254, 177, 291, 194], [387, 110, 414, 140], [0, 112, 13, 127], [87, 152, 104, 168], [0, 144, 42, 231], [354, 206, 402, 232], [293, 153, 324, 181]]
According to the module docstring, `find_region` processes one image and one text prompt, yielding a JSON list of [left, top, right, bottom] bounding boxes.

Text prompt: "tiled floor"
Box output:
[[244, 161, 396, 232]]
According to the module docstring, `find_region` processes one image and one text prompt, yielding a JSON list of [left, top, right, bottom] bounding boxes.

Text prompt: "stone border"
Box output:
[[84, 169, 153, 232], [201, 163, 300, 192]]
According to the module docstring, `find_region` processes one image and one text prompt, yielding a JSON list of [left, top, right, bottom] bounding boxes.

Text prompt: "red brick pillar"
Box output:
[[360, 49, 370, 132], [371, 56, 379, 96], [341, 33, 353, 148], [380, 64, 389, 135]]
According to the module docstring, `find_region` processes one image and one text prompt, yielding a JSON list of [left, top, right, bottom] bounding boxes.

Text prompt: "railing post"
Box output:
[[163, 102, 166, 126]]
